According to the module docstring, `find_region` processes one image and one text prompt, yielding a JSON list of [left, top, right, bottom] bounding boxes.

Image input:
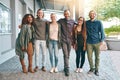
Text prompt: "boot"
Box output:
[[34, 66, 38, 72], [28, 66, 34, 73], [20, 59, 27, 73], [28, 55, 34, 73], [27, 42, 34, 73]]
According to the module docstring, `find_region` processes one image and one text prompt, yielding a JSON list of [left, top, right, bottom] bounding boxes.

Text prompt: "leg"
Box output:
[[67, 42, 71, 57], [75, 46, 80, 68], [94, 43, 100, 71], [62, 42, 70, 76], [27, 42, 34, 73], [48, 40, 54, 67], [54, 41, 59, 72], [62, 43, 69, 69], [80, 48, 86, 68], [94, 43, 100, 76], [54, 41, 59, 67], [20, 58, 27, 73], [87, 43, 94, 71], [41, 41, 47, 71], [75, 46, 81, 73], [34, 40, 40, 71]]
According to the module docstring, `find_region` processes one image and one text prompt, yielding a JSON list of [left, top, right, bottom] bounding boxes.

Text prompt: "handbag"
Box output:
[[100, 41, 108, 51]]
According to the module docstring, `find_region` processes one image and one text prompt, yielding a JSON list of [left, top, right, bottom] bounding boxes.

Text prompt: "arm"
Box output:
[[83, 27, 87, 51], [19, 25, 27, 50], [46, 22, 50, 48], [72, 25, 76, 44], [72, 25, 77, 49], [99, 21, 105, 42]]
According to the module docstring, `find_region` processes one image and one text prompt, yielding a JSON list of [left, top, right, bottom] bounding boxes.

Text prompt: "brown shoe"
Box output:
[[28, 66, 34, 73], [41, 66, 46, 72], [22, 65, 28, 73], [20, 59, 28, 73], [34, 66, 38, 72]]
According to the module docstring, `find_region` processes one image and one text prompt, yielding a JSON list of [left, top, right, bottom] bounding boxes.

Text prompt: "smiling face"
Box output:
[[89, 10, 96, 20], [27, 15, 33, 24], [78, 17, 84, 26], [64, 10, 70, 20], [37, 9, 44, 19], [50, 13, 56, 22]]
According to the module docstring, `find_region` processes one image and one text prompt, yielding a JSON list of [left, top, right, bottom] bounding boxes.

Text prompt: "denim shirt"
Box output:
[[86, 20, 105, 44]]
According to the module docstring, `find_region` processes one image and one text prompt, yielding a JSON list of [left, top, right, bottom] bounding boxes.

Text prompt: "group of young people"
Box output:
[[15, 9, 105, 77]]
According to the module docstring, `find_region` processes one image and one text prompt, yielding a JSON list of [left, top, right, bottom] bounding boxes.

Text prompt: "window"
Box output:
[[0, 3, 11, 33]]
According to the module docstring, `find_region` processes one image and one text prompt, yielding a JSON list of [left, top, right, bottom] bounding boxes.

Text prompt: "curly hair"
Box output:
[[21, 14, 35, 25]]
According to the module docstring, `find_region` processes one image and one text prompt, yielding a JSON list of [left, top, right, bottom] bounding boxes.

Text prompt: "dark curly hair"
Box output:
[[21, 14, 35, 25]]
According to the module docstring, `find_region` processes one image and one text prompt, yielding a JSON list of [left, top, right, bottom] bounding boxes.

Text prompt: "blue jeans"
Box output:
[[48, 40, 59, 67]]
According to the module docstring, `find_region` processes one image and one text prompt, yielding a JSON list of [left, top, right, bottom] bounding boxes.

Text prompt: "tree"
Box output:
[[91, 0, 120, 20]]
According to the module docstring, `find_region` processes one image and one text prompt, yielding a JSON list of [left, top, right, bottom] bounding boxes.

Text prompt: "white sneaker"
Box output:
[[75, 68, 79, 73], [54, 67, 58, 73], [79, 68, 83, 72], [50, 68, 54, 73]]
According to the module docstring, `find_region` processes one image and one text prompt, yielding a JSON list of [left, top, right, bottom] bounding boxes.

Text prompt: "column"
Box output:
[[75, 0, 84, 20]]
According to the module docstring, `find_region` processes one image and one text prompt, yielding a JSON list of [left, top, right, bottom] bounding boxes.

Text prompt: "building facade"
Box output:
[[0, 0, 84, 64], [0, 0, 40, 64]]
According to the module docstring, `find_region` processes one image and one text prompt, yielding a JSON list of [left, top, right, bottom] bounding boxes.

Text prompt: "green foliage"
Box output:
[[105, 25, 120, 36], [93, 0, 120, 20]]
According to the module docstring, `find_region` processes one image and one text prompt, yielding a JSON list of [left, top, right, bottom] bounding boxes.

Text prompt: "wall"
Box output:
[[0, 0, 14, 64], [0, 0, 40, 65], [0, 0, 10, 7]]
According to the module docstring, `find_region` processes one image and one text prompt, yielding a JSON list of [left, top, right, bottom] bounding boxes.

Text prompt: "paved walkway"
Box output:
[[0, 49, 120, 80]]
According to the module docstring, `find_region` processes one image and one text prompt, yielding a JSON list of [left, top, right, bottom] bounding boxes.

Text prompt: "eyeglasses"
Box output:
[[78, 20, 83, 22]]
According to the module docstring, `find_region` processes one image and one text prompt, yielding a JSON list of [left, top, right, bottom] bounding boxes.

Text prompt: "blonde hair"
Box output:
[[89, 10, 97, 16]]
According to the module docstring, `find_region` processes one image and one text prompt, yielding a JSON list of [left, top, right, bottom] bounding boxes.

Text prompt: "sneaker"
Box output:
[[79, 68, 83, 72], [65, 71, 69, 76], [50, 67, 54, 73], [54, 67, 58, 73], [41, 66, 46, 72], [34, 66, 38, 72], [64, 68, 69, 76], [87, 69, 94, 74], [75, 68, 79, 73], [94, 70, 99, 76]]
